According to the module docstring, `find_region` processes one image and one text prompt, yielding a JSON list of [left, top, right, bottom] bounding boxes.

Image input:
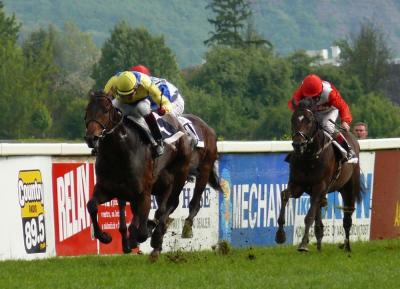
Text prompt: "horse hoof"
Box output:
[[343, 239, 351, 252], [297, 245, 309, 252], [96, 232, 112, 244], [275, 229, 286, 244], [133, 247, 143, 255], [149, 250, 161, 262], [182, 224, 193, 238], [122, 244, 132, 254]]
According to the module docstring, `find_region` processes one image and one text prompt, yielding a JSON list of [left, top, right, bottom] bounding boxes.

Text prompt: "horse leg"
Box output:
[[314, 205, 324, 251], [117, 199, 131, 254], [340, 185, 355, 252], [86, 184, 113, 244], [275, 188, 291, 244], [128, 192, 151, 246], [149, 181, 173, 261], [151, 170, 188, 261], [298, 195, 320, 252], [182, 164, 211, 238]]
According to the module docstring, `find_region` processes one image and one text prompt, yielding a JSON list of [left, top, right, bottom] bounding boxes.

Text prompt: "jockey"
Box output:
[[104, 70, 173, 157], [130, 65, 185, 117], [288, 74, 358, 163], [130, 64, 151, 76]]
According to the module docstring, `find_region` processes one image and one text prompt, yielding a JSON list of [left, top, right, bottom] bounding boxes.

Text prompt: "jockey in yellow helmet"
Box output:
[[104, 71, 173, 157]]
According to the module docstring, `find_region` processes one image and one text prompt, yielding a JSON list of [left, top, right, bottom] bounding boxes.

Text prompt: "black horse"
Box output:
[[118, 114, 221, 246], [275, 100, 363, 252], [84, 90, 192, 260]]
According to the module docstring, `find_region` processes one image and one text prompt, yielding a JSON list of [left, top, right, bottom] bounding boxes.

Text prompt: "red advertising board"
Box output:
[[52, 162, 136, 256], [370, 150, 400, 240], [97, 199, 133, 254], [52, 162, 97, 255]]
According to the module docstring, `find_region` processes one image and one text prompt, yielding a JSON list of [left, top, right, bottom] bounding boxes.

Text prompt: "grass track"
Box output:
[[1, 240, 399, 289]]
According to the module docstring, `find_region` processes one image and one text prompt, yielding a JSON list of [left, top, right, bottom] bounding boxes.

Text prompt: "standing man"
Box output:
[[353, 122, 368, 139]]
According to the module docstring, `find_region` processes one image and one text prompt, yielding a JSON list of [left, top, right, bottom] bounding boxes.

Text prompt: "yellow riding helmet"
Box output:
[[116, 71, 137, 96]]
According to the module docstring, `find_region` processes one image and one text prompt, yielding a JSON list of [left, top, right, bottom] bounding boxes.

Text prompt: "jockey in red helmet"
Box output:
[[130, 64, 151, 76], [288, 74, 357, 163], [128, 65, 198, 148]]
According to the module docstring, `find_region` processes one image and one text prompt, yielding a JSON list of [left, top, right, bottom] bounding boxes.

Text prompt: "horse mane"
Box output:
[[297, 98, 316, 111], [89, 89, 109, 100]]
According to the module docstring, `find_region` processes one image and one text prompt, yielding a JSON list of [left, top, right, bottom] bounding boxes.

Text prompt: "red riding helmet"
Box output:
[[301, 74, 323, 97], [130, 64, 151, 76]]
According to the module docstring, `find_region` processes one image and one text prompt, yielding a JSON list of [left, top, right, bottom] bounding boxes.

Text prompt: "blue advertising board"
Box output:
[[219, 153, 295, 247]]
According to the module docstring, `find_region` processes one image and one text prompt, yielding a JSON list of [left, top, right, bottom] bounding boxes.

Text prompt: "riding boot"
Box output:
[[144, 113, 164, 157], [334, 133, 358, 163]]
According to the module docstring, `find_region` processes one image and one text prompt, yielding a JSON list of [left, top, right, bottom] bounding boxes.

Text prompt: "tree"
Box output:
[[21, 26, 58, 138], [204, 0, 251, 48], [186, 46, 293, 139], [243, 19, 272, 49], [336, 20, 392, 93], [0, 3, 28, 139], [92, 21, 182, 89], [52, 22, 100, 96], [0, 1, 20, 44], [351, 93, 400, 137]]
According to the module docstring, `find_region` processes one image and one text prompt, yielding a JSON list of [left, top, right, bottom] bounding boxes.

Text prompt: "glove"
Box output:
[[341, 122, 350, 132], [157, 107, 166, 116]]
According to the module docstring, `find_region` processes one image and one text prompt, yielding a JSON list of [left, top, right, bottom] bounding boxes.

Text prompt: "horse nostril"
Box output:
[[292, 142, 300, 149], [84, 135, 95, 148]]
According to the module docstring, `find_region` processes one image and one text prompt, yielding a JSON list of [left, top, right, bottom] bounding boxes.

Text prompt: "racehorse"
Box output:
[[84, 90, 192, 260], [177, 114, 221, 238], [275, 99, 363, 252], [119, 114, 221, 243]]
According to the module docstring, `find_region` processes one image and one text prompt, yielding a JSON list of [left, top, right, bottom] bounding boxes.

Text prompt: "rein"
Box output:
[[292, 108, 333, 159]]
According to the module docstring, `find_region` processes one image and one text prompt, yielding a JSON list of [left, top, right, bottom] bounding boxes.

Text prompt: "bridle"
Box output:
[[85, 95, 124, 139], [292, 108, 318, 146]]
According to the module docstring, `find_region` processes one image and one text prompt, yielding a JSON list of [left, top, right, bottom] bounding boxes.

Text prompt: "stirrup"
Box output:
[[153, 141, 164, 157], [345, 150, 358, 164]]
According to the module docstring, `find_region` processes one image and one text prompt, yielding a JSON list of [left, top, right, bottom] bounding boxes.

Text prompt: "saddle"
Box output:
[[124, 112, 205, 150], [125, 113, 185, 146]]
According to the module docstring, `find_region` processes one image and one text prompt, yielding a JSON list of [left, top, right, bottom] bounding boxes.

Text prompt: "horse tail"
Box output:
[[359, 166, 369, 204], [353, 163, 364, 204], [208, 163, 222, 191]]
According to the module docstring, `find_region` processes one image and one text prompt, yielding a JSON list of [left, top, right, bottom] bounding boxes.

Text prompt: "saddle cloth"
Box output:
[[153, 113, 204, 148]]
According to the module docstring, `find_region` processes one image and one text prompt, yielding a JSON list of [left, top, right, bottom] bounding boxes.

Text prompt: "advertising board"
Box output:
[[219, 153, 294, 247], [0, 156, 55, 260]]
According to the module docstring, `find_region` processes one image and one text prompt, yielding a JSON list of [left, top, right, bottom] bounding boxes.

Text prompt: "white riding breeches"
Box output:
[[315, 108, 339, 134], [171, 94, 185, 117], [112, 98, 151, 118]]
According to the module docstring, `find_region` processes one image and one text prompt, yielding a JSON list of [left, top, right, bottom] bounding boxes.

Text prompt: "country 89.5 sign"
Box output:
[[18, 170, 46, 253]]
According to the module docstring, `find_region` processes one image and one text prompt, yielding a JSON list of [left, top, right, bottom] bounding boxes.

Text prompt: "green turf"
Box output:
[[0, 240, 399, 289]]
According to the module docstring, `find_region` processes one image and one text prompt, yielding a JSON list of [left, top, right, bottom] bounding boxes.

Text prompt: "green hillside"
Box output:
[[3, 0, 400, 68]]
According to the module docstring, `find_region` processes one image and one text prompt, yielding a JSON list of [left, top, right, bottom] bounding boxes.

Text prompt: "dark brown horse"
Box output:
[[174, 114, 221, 238], [275, 100, 363, 252], [84, 90, 192, 260], [120, 114, 221, 243]]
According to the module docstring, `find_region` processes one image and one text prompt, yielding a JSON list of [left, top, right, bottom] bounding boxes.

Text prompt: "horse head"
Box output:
[[84, 90, 123, 151], [291, 99, 318, 154]]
